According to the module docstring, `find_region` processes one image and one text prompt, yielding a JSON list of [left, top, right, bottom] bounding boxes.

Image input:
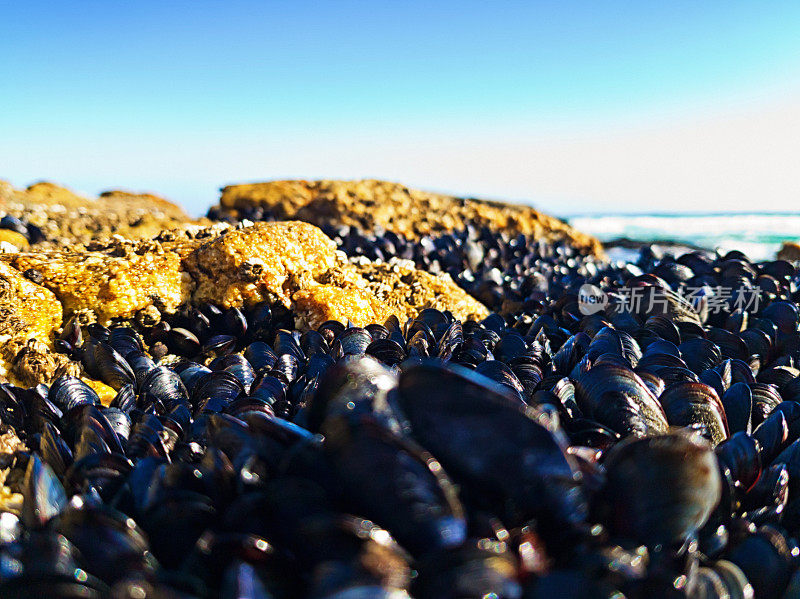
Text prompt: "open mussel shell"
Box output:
[[596, 430, 722, 547]]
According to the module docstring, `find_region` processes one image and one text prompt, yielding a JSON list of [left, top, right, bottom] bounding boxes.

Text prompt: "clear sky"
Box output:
[[2, 1, 800, 215]]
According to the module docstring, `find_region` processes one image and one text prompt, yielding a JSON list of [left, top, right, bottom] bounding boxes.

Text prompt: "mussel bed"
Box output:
[[3, 229, 800, 598]]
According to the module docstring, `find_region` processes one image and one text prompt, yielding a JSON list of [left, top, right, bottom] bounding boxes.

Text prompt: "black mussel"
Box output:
[[475, 360, 526, 401], [305, 355, 400, 434], [40, 421, 73, 478], [366, 338, 407, 366], [574, 363, 668, 437], [243, 341, 277, 372], [224, 307, 248, 338], [762, 301, 798, 335], [81, 339, 136, 390], [658, 381, 729, 446], [322, 414, 467, 559], [728, 525, 795, 599], [596, 430, 722, 547], [140, 366, 190, 411], [192, 371, 245, 416], [203, 334, 237, 358], [749, 383, 782, 428], [273, 329, 305, 361], [54, 496, 158, 585], [249, 375, 288, 407], [398, 361, 587, 552], [679, 337, 723, 374], [0, 384, 27, 430], [587, 326, 641, 368], [300, 329, 332, 357], [333, 327, 373, 357], [270, 353, 299, 384], [179, 363, 213, 396], [49, 376, 100, 412], [108, 327, 145, 359], [126, 351, 157, 390], [168, 327, 202, 356], [722, 382, 754, 434], [21, 453, 67, 529], [87, 322, 111, 342]]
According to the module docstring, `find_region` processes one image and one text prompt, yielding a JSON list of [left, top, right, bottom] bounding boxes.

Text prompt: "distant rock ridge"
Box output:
[[0, 180, 197, 249], [211, 179, 605, 256]]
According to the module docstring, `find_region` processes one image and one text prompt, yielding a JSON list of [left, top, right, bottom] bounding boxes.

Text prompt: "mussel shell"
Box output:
[[203, 334, 237, 357], [722, 382, 754, 435], [574, 363, 668, 437], [140, 366, 190, 411], [659, 381, 729, 446], [306, 355, 399, 434], [192, 371, 245, 415], [49, 376, 100, 412], [598, 431, 722, 546], [243, 341, 277, 372], [53, 499, 157, 585], [81, 339, 136, 390], [107, 327, 144, 358], [21, 454, 67, 529], [398, 361, 587, 548], [366, 338, 407, 366], [679, 338, 723, 374]]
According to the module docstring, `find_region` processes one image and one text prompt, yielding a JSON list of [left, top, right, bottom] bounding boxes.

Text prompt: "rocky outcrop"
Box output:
[[778, 242, 800, 262], [0, 261, 66, 385], [2, 221, 488, 336], [0, 180, 196, 248], [213, 179, 604, 256]]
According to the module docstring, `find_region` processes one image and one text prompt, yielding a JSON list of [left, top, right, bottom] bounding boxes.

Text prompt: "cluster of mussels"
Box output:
[[319, 224, 594, 313], [6, 237, 800, 598], [210, 203, 596, 313]]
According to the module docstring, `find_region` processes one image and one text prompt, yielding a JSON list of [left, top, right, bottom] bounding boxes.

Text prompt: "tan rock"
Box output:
[[1, 221, 488, 332], [0, 180, 196, 247], [778, 242, 800, 261], [0, 261, 64, 384], [216, 179, 604, 256]]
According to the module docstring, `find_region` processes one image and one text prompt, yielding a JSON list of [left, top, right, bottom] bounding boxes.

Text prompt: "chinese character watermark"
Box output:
[[577, 285, 762, 316]]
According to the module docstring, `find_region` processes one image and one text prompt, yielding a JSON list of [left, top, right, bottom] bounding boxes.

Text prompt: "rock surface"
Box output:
[[1, 221, 488, 334], [778, 242, 800, 262], [0, 261, 65, 385], [214, 179, 604, 256], [0, 180, 195, 248]]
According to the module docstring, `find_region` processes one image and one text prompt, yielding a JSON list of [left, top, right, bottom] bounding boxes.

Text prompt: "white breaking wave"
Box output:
[[567, 213, 800, 261]]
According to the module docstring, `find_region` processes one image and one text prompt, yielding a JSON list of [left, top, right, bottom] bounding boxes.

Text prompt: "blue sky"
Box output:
[[2, 1, 800, 215]]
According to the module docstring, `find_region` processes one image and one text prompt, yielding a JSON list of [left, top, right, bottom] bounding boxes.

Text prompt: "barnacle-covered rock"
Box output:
[[1, 221, 488, 330], [0, 180, 195, 247], [0, 261, 64, 384], [213, 179, 604, 256]]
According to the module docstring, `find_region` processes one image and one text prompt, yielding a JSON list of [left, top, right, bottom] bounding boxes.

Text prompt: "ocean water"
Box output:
[[566, 213, 800, 262]]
